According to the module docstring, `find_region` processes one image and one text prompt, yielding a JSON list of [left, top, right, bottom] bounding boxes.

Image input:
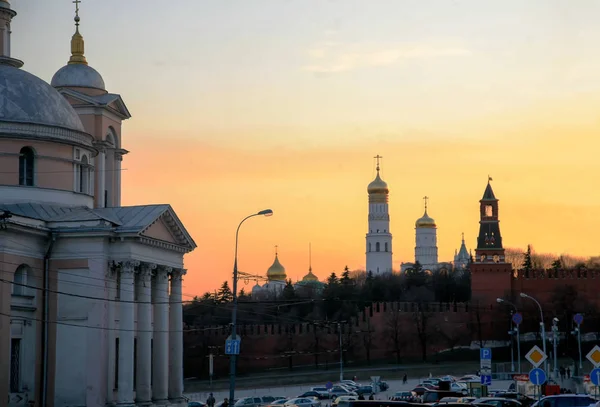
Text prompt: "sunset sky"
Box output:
[[12, 0, 600, 298]]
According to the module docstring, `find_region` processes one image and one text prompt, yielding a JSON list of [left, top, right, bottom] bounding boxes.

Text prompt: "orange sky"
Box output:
[[121, 93, 600, 298], [14, 1, 600, 298]]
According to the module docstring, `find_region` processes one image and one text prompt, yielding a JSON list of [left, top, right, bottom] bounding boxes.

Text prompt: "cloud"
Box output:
[[303, 41, 471, 73]]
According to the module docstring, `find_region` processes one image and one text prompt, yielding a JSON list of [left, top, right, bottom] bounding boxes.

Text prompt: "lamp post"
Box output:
[[571, 324, 583, 372], [520, 293, 548, 375], [229, 209, 273, 402], [338, 322, 343, 382], [552, 318, 559, 380], [497, 298, 520, 373]]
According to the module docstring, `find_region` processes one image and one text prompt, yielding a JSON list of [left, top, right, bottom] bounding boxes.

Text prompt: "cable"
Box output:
[[0, 168, 129, 174], [0, 311, 224, 333]]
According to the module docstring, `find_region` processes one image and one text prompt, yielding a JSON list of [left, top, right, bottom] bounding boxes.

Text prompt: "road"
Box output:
[[185, 376, 514, 404]]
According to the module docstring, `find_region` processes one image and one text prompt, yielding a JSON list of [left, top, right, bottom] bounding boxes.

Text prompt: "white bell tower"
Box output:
[[365, 155, 393, 275]]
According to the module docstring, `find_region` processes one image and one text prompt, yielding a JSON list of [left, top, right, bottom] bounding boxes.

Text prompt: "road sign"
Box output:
[[529, 368, 547, 386], [525, 345, 547, 368], [480, 348, 492, 376], [481, 375, 492, 386], [574, 313, 584, 325], [225, 338, 241, 355], [326, 381, 333, 390], [587, 345, 600, 367], [512, 312, 523, 325], [590, 368, 600, 386]]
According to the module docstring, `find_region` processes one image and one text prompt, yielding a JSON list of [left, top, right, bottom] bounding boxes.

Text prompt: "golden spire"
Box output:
[[68, 0, 87, 65]]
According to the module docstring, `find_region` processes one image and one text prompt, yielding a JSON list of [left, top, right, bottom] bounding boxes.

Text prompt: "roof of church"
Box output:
[[481, 182, 497, 201], [0, 203, 196, 250]]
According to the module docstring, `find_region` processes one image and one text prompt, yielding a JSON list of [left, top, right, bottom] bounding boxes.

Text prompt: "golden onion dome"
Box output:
[[367, 173, 389, 194], [266, 254, 286, 281], [302, 269, 319, 282], [416, 210, 436, 228]]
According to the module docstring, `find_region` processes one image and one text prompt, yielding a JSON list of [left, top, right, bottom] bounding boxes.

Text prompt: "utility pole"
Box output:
[[552, 318, 559, 380], [338, 322, 343, 382]]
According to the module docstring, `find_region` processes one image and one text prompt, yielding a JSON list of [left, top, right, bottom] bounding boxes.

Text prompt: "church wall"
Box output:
[[511, 271, 600, 308], [109, 240, 185, 270]]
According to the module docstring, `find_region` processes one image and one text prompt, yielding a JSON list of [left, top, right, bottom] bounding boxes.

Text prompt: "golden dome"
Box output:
[[302, 269, 319, 282], [266, 254, 286, 281], [416, 210, 436, 228], [367, 173, 389, 194]]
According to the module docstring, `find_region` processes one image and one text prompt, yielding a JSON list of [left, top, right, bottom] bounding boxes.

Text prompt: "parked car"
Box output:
[[332, 396, 357, 407], [449, 383, 468, 395], [310, 387, 331, 398], [412, 385, 436, 396], [422, 391, 467, 403], [217, 400, 238, 407], [331, 386, 357, 397], [530, 395, 597, 407], [236, 397, 281, 407], [356, 386, 375, 396], [188, 402, 205, 407], [265, 400, 288, 407], [284, 398, 320, 407], [390, 391, 417, 402], [373, 380, 389, 391], [340, 380, 360, 390], [472, 397, 522, 407], [299, 391, 329, 400]]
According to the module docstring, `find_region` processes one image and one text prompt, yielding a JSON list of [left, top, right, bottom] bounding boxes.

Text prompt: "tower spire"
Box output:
[[461, 232, 465, 242], [68, 0, 87, 65], [274, 245, 278, 257], [308, 243, 312, 272], [423, 196, 429, 213]]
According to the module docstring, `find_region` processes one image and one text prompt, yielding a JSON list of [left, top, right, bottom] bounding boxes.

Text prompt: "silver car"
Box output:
[[284, 397, 320, 407]]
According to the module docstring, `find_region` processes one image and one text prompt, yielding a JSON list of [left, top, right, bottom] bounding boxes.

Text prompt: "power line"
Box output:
[[0, 168, 129, 174]]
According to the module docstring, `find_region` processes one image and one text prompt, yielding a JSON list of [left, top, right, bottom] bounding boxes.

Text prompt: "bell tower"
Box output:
[[470, 177, 512, 305]]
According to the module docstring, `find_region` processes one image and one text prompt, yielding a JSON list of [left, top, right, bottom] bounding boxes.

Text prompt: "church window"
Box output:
[[114, 337, 119, 389], [368, 243, 371, 252], [485, 205, 493, 217], [385, 242, 388, 252], [12, 265, 27, 296], [18, 147, 35, 186], [376, 229, 379, 233], [10, 338, 21, 392], [376, 242, 380, 252], [79, 155, 90, 194]]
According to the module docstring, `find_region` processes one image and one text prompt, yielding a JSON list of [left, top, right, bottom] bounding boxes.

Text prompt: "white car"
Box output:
[[284, 398, 320, 407], [450, 382, 468, 395], [340, 380, 360, 389]]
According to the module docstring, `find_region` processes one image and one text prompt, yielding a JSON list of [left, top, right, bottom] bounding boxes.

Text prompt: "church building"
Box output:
[[365, 156, 393, 275], [0, 2, 196, 406]]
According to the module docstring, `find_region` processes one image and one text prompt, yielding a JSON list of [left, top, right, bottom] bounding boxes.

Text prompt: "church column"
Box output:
[[115, 152, 123, 207], [97, 147, 106, 208], [152, 266, 171, 402], [136, 263, 156, 404], [117, 260, 138, 406], [106, 263, 118, 403], [169, 269, 186, 400]]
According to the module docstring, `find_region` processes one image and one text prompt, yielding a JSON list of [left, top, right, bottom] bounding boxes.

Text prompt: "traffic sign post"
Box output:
[[512, 313, 522, 373], [590, 368, 600, 386], [573, 314, 584, 371], [480, 348, 492, 386], [525, 345, 548, 368], [529, 368, 547, 385], [225, 337, 241, 355]]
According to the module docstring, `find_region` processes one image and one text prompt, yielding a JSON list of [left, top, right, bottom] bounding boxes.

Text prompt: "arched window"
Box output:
[[385, 242, 388, 252], [79, 155, 89, 194], [376, 242, 380, 252], [12, 265, 27, 296], [18, 147, 35, 186]]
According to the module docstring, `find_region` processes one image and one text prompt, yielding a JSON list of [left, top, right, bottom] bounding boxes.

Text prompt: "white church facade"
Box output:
[[0, 2, 195, 406]]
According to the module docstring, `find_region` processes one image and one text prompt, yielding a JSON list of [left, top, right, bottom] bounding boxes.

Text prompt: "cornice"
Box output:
[[0, 121, 95, 150], [137, 236, 190, 254]]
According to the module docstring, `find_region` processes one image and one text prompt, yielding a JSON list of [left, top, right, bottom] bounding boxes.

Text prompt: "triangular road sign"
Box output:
[[525, 345, 547, 367]]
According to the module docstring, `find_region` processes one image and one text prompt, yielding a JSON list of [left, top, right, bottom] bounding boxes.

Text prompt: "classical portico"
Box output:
[[107, 260, 188, 407]]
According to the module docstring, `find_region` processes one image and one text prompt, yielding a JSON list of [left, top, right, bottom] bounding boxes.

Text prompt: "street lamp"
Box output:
[[520, 293, 548, 375], [229, 209, 273, 402], [497, 298, 521, 373], [552, 318, 559, 380]]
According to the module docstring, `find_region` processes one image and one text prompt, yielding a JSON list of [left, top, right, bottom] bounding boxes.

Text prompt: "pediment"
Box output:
[[141, 217, 179, 244], [57, 89, 131, 119]]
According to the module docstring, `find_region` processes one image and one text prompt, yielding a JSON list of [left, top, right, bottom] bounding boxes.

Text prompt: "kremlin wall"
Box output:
[[183, 177, 600, 379]]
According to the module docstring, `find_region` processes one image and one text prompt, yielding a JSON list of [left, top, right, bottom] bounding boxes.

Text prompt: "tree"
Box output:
[[384, 309, 405, 364], [360, 315, 376, 365], [282, 279, 296, 300], [522, 245, 533, 274], [408, 286, 435, 361], [217, 281, 233, 303]]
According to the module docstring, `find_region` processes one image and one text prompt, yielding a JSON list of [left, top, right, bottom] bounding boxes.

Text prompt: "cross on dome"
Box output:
[[374, 154, 382, 172], [423, 196, 429, 212], [73, 0, 81, 25], [274, 245, 278, 256]]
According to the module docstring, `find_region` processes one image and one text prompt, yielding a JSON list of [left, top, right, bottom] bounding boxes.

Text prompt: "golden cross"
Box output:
[[374, 155, 382, 171], [423, 196, 429, 211], [73, 0, 81, 16], [274, 245, 278, 256]]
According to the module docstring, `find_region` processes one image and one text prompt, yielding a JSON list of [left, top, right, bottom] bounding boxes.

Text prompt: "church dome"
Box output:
[[266, 254, 286, 281], [51, 63, 106, 91], [367, 173, 389, 194], [0, 65, 86, 132], [416, 211, 436, 228], [302, 270, 319, 282]]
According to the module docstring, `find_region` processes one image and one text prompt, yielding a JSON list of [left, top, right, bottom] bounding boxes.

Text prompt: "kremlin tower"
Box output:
[[365, 155, 393, 275]]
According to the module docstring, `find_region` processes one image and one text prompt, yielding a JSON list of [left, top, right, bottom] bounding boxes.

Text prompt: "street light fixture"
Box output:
[[229, 209, 274, 402], [497, 298, 521, 373], [520, 293, 548, 375]]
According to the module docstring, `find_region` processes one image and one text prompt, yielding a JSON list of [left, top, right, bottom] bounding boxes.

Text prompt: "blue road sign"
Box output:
[[225, 339, 241, 355], [512, 312, 523, 325], [480, 348, 492, 360], [529, 368, 547, 386], [574, 313, 584, 325], [590, 368, 600, 386], [326, 381, 333, 390], [481, 375, 492, 386]]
